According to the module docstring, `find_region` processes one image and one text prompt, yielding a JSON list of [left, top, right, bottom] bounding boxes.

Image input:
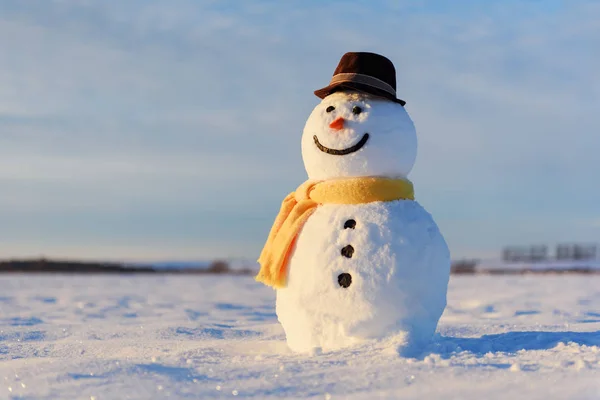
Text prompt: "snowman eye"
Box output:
[[326, 106, 335, 113], [352, 106, 363, 115]]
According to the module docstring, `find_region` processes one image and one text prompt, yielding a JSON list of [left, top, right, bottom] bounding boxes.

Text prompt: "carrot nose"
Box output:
[[329, 117, 345, 131]]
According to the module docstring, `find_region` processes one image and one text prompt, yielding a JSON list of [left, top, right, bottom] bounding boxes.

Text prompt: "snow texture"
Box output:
[[1, 274, 599, 399], [278, 200, 450, 353], [301, 92, 417, 181]]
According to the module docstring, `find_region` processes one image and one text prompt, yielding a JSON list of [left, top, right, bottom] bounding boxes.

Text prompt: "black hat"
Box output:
[[314, 52, 406, 106]]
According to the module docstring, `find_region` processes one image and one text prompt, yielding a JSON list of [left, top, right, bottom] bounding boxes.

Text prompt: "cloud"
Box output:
[[0, 0, 598, 259]]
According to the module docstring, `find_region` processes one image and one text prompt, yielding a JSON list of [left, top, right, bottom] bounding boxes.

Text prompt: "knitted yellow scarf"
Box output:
[[256, 177, 415, 288]]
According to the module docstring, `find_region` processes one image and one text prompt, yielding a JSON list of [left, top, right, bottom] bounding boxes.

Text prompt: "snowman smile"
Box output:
[[313, 133, 370, 156]]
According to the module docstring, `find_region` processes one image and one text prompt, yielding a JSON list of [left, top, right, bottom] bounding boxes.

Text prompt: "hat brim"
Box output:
[[314, 81, 406, 106]]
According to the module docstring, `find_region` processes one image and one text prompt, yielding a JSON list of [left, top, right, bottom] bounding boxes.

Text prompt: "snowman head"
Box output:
[[301, 91, 417, 181]]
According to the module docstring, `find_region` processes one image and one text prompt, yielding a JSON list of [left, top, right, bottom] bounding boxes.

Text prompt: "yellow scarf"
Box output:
[[256, 177, 415, 288]]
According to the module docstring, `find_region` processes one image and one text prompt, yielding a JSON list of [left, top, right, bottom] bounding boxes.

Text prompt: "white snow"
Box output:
[[1, 274, 599, 399], [278, 200, 450, 353], [301, 92, 417, 180]]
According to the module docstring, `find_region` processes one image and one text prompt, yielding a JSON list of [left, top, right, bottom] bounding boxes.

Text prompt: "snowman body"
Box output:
[[277, 200, 449, 353], [274, 91, 450, 353]]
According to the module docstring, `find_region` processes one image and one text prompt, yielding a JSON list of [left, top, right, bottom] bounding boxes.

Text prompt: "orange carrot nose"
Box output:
[[329, 117, 345, 131]]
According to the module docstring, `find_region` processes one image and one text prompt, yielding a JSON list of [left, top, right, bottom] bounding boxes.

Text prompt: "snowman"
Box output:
[[256, 52, 450, 354]]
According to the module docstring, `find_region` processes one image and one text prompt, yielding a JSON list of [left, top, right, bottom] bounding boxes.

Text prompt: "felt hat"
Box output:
[[314, 52, 406, 106]]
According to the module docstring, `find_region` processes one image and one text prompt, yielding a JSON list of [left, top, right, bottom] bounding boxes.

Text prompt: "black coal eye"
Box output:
[[326, 106, 335, 113], [352, 106, 362, 115]]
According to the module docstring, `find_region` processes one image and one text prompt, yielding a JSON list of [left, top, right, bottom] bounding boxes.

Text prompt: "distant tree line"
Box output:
[[0, 258, 254, 275], [0, 258, 154, 274], [503, 243, 597, 263]]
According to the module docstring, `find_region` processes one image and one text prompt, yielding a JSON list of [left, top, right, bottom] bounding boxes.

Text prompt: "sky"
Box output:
[[0, 0, 599, 262]]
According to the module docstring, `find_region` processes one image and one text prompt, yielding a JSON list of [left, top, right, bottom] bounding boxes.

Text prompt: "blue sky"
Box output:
[[0, 0, 598, 261]]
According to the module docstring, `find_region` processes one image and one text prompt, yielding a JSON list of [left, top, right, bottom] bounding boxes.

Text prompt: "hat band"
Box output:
[[328, 73, 396, 96]]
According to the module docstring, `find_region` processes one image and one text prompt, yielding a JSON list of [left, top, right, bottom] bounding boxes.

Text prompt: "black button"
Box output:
[[338, 273, 352, 288], [341, 245, 354, 258], [344, 219, 356, 229]]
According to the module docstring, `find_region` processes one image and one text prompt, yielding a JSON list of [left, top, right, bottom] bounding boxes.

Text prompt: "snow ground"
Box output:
[[0, 275, 599, 400]]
